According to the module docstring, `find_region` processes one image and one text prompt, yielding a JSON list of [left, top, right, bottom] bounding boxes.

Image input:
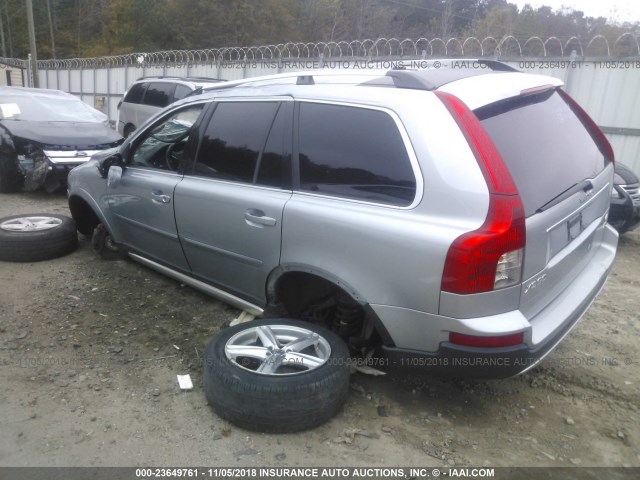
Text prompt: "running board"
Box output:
[[128, 253, 264, 316]]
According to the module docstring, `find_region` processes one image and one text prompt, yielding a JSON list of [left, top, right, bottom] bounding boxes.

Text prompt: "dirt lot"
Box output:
[[0, 190, 638, 469]]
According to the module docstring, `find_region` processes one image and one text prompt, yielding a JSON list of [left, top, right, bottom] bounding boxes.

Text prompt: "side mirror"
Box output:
[[107, 165, 123, 188], [98, 153, 124, 178]]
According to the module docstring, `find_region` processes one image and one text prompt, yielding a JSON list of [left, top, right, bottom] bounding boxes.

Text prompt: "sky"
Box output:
[[511, 1, 640, 23]]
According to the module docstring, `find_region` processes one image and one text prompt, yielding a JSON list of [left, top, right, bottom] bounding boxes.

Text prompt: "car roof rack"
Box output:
[[135, 76, 225, 82], [385, 59, 518, 90], [197, 59, 519, 93]]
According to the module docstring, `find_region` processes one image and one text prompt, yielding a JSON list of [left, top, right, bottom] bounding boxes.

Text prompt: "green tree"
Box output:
[[0, 0, 637, 60]]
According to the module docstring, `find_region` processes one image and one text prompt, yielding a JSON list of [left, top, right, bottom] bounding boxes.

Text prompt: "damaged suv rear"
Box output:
[[0, 87, 122, 193], [68, 66, 618, 431]]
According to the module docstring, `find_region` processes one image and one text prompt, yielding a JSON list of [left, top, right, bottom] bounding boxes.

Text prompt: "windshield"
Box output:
[[0, 94, 107, 123]]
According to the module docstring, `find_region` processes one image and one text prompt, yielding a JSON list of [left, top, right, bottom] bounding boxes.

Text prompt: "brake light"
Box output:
[[435, 91, 525, 294], [449, 332, 524, 348], [557, 88, 614, 164]]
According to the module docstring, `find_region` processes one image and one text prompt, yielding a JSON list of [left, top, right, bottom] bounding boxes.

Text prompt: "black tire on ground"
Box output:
[[0, 158, 24, 193], [0, 214, 78, 262], [203, 319, 351, 433]]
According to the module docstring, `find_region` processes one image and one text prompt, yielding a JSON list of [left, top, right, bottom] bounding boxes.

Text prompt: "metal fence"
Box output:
[[1, 35, 640, 176], [27, 33, 640, 68]]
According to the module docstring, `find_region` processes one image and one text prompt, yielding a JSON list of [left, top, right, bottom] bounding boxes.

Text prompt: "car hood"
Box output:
[[614, 162, 639, 186], [0, 120, 122, 149]]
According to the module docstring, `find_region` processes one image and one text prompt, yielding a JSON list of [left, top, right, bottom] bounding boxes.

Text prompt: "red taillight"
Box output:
[[449, 332, 524, 348], [435, 91, 525, 295], [557, 88, 614, 164], [441, 195, 525, 293]]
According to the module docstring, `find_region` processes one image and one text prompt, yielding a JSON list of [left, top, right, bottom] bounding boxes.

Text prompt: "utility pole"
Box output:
[[46, 0, 56, 59], [26, 0, 39, 87], [0, 1, 6, 58]]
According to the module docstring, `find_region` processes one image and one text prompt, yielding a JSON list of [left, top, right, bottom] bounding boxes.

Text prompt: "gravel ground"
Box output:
[[0, 190, 638, 468]]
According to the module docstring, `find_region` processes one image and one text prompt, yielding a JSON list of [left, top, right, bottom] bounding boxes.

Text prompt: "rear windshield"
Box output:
[[477, 89, 606, 216]]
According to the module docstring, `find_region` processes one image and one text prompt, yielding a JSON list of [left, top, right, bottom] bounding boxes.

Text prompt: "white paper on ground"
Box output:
[[229, 311, 255, 327], [177, 374, 193, 390]]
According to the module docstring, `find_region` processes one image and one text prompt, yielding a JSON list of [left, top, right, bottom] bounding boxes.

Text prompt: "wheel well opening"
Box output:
[[272, 272, 381, 349], [68, 196, 100, 236]]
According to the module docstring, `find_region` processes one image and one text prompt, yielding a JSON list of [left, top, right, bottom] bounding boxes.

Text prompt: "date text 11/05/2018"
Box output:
[[134, 467, 496, 478]]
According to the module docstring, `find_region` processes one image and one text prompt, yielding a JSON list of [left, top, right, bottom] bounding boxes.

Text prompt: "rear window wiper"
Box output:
[[536, 179, 594, 213]]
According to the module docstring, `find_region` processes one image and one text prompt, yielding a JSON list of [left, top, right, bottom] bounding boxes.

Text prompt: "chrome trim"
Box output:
[[44, 149, 102, 164], [128, 253, 264, 316], [545, 182, 609, 233], [213, 97, 294, 103], [181, 173, 293, 194]]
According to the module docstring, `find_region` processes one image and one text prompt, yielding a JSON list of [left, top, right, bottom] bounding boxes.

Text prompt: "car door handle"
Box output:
[[245, 209, 277, 227], [151, 190, 172, 204]]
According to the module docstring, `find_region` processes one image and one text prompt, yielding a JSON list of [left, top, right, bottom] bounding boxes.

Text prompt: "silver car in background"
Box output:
[[68, 65, 618, 431]]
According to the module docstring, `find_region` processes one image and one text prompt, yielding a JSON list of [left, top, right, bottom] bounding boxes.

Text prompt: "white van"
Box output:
[[116, 76, 224, 137]]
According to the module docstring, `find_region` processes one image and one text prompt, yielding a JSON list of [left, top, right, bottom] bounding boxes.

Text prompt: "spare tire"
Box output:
[[0, 214, 78, 262], [203, 319, 350, 433]]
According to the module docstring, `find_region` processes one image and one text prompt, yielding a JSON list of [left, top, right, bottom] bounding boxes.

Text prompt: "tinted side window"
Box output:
[[298, 103, 416, 206], [173, 84, 192, 102], [144, 83, 176, 108], [256, 104, 291, 188], [194, 102, 280, 183], [124, 83, 147, 104]]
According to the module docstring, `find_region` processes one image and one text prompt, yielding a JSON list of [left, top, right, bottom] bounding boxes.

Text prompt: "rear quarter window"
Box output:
[[298, 102, 416, 206], [124, 83, 147, 104]]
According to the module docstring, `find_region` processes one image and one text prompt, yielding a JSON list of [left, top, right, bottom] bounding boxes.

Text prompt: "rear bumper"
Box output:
[[375, 224, 618, 378], [383, 265, 609, 378]]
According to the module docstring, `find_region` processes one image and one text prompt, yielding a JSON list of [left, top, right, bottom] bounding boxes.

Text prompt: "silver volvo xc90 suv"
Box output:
[[68, 64, 618, 432]]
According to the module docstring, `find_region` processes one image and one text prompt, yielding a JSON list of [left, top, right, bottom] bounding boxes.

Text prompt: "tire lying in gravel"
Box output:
[[0, 214, 78, 262], [203, 319, 351, 433]]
